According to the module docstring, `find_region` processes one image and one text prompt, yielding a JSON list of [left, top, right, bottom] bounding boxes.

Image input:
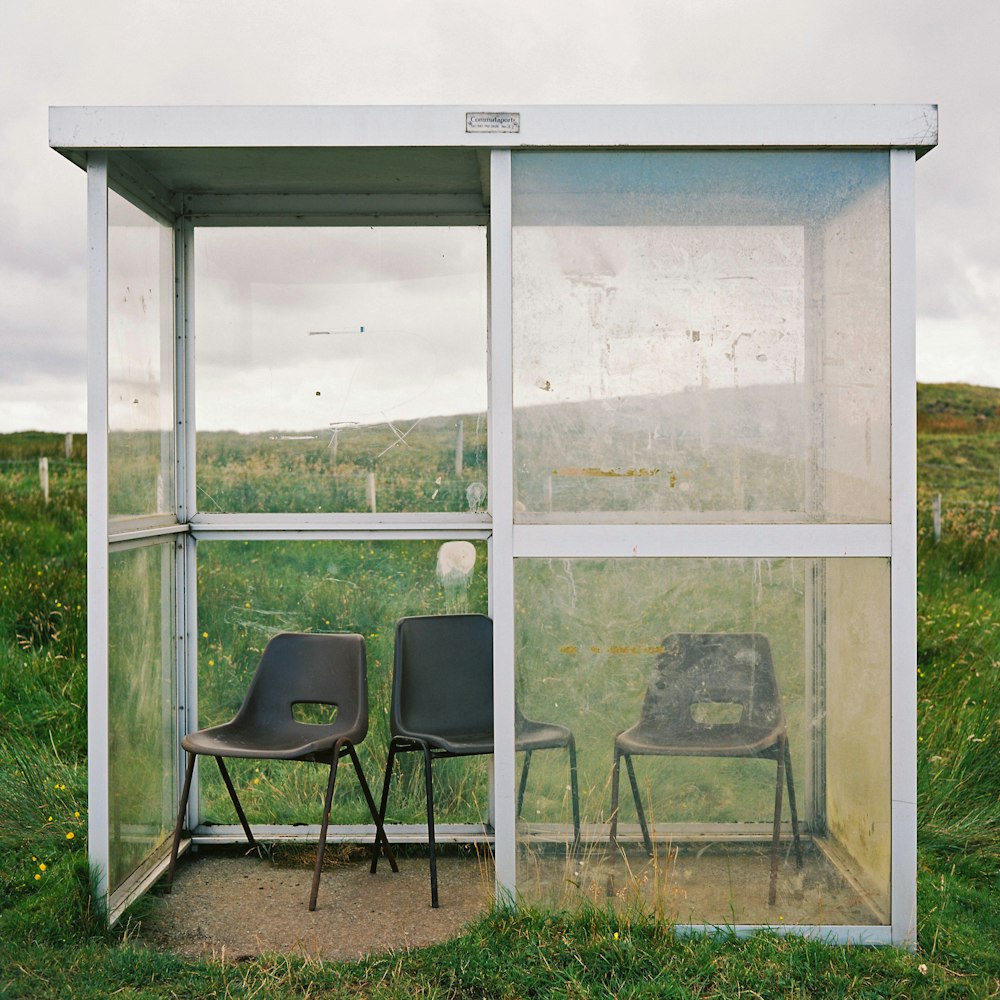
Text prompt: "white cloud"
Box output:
[[0, 0, 997, 429]]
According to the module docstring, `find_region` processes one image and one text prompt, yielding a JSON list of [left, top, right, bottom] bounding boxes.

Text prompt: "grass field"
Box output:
[[1, 387, 999, 997]]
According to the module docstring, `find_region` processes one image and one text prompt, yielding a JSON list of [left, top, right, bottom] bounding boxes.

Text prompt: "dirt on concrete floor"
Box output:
[[137, 844, 493, 962], [136, 839, 881, 962]]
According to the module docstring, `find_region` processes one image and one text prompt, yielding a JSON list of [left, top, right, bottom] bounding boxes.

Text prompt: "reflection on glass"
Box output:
[[196, 539, 489, 826], [194, 228, 488, 514], [513, 556, 890, 926], [108, 542, 176, 892], [108, 191, 175, 519], [512, 152, 890, 523]]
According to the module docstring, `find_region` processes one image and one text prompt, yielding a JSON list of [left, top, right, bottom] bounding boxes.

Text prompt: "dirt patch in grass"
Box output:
[[137, 844, 493, 962]]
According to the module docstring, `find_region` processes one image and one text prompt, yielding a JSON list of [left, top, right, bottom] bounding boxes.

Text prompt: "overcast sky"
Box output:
[[1, 0, 997, 432]]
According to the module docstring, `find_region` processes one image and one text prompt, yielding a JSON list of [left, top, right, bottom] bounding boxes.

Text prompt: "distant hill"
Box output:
[[917, 382, 1000, 434], [917, 384, 1000, 503]]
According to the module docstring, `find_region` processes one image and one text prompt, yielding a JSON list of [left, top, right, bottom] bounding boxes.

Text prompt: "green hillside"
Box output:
[[0, 389, 998, 995]]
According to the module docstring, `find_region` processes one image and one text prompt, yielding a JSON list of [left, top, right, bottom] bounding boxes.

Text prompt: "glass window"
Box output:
[[194, 228, 488, 514], [195, 538, 489, 826], [107, 191, 175, 520], [512, 152, 890, 523], [108, 541, 177, 892], [513, 556, 890, 926]]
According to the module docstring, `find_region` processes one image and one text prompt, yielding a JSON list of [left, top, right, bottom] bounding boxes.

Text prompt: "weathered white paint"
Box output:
[[86, 154, 111, 910], [889, 148, 919, 950], [50, 104, 938, 155]]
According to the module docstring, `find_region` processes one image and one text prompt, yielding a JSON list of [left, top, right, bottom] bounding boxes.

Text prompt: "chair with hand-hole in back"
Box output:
[[609, 632, 802, 905], [371, 613, 580, 908], [166, 632, 397, 911]]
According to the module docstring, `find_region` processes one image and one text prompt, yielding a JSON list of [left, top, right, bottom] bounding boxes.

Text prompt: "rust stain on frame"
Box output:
[[552, 467, 660, 478], [560, 645, 665, 656]]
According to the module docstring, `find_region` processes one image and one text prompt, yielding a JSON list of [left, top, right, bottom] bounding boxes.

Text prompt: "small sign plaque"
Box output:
[[466, 111, 520, 134]]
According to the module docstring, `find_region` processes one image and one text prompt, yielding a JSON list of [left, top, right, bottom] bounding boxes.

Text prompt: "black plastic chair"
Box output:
[[609, 632, 802, 905], [372, 613, 580, 907], [166, 632, 397, 911]]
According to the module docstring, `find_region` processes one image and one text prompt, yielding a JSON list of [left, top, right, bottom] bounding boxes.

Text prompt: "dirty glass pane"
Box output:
[[513, 556, 890, 926], [108, 191, 175, 520], [196, 538, 488, 827], [108, 541, 177, 893], [512, 152, 889, 523], [194, 228, 488, 514]]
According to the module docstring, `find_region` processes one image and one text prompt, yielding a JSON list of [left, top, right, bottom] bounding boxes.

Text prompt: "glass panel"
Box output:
[[194, 228, 488, 514], [108, 541, 177, 892], [513, 557, 890, 926], [512, 152, 889, 523], [108, 191, 175, 519], [196, 539, 488, 825]]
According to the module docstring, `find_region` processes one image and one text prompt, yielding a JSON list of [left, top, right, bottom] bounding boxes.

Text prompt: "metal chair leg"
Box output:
[[784, 739, 803, 867], [421, 743, 439, 908], [609, 748, 622, 849], [568, 736, 581, 851], [624, 753, 652, 855], [516, 750, 533, 818], [166, 752, 196, 892], [371, 743, 398, 874], [215, 756, 257, 852], [348, 745, 398, 873], [310, 752, 341, 911], [768, 739, 787, 906]]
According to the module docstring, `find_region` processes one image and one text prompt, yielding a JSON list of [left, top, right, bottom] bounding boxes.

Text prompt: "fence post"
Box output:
[[932, 492, 941, 543], [64, 433, 74, 459], [455, 418, 464, 477], [366, 472, 377, 513], [39, 457, 50, 504]]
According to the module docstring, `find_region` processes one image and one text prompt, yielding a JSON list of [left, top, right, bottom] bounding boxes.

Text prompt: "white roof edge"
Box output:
[[49, 104, 938, 154]]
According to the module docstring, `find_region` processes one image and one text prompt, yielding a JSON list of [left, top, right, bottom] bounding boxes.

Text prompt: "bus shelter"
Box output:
[[50, 104, 937, 944]]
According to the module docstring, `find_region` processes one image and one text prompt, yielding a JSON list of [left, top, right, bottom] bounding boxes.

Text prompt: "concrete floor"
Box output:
[[137, 837, 885, 960]]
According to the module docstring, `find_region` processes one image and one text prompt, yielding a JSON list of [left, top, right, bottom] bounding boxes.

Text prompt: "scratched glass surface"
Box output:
[[513, 556, 891, 925], [194, 227, 488, 514], [512, 152, 890, 523], [108, 541, 177, 893], [195, 538, 489, 827], [107, 190, 176, 520]]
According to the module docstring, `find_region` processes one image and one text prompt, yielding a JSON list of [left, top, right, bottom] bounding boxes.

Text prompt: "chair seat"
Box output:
[[616, 721, 784, 758], [183, 719, 360, 760], [517, 718, 575, 752], [395, 728, 494, 757], [397, 718, 574, 757]]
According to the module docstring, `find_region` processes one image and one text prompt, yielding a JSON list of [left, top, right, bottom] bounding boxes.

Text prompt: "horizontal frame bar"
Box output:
[[190, 513, 492, 541], [513, 524, 892, 559], [50, 105, 938, 156], [674, 924, 893, 946], [107, 841, 176, 926], [191, 823, 492, 844], [108, 521, 188, 548]]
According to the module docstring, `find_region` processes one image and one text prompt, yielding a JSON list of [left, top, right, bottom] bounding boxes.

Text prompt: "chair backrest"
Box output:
[[636, 633, 783, 741], [236, 632, 367, 738], [392, 614, 493, 740]]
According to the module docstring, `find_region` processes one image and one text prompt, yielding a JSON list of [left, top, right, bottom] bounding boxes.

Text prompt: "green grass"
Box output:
[[2, 389, 1000, 997]]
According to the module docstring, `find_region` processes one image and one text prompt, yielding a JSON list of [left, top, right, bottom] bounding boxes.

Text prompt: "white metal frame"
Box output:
[[85, 154, 111, 911], [889, 148, 919, 947], [57, 105, 934, 944]]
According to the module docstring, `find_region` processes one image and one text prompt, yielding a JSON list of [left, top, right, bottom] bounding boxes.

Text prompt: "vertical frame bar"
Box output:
[[889, 148, 918, 949], [86, 154, 111, 909], [179, 221, 197, 523], [488, 148, 516, 901], [175, 219, 199, 832]]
